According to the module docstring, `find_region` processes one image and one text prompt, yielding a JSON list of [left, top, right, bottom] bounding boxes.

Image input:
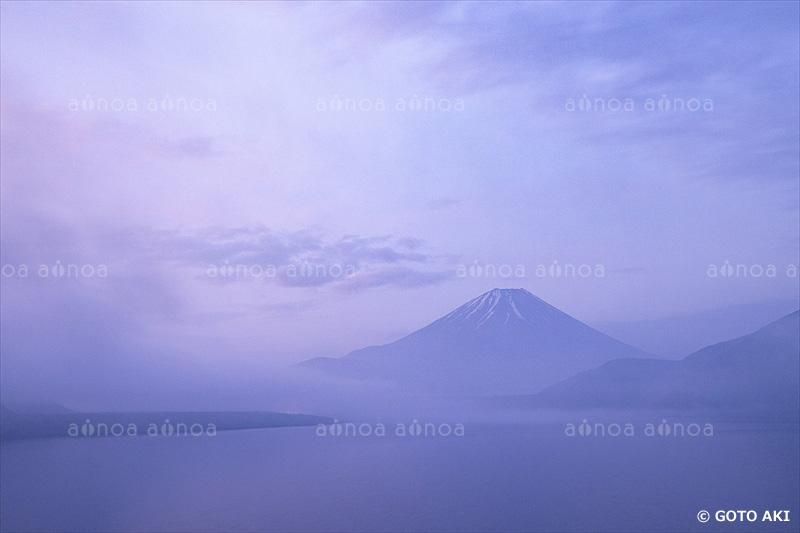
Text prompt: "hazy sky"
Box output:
[[1, 1, 798, 407]]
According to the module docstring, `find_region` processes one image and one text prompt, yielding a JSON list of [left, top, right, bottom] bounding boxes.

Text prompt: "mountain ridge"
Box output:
[[530, 310, 800, 413], [298, 288, 653, 395]]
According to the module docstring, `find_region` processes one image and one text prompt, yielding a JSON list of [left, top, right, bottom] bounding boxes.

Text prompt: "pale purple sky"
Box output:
[[1, 1, 798, 407]]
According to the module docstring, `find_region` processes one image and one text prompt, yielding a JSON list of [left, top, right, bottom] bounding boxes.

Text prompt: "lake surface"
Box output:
[[1, 417, 798, 532]]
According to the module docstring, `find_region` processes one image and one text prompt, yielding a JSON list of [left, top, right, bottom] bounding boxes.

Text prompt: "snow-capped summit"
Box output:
[[435, 288, 571, 331], [298, 288, 653, 395]]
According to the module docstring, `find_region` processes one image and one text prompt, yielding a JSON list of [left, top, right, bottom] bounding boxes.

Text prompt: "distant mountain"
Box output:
[[532, 310, 800, 413], [298, 288, 652, 395]]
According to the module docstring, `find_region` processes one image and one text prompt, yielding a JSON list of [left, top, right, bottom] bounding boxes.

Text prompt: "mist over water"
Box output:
[[2, 1, 799, 532], [2, 412, 798, 532]]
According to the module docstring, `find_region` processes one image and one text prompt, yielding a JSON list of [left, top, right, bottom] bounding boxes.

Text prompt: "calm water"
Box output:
[[1, 419, 798, 532]]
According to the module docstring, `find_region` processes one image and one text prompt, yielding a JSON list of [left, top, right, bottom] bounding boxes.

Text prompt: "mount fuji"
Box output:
[[298, 288, 652, 395]]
